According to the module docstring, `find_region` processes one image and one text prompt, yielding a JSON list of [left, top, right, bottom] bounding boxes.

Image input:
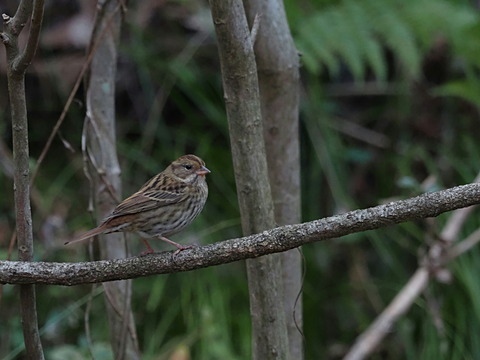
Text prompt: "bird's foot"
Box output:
[[140, 238, 156, 255], [139, 248, 156, 256], [172, 244, 198, 256], [157, 236, 198, 255]]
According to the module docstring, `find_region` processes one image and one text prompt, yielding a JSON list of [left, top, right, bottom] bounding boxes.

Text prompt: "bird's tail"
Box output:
[[64, 224, 108, 246]]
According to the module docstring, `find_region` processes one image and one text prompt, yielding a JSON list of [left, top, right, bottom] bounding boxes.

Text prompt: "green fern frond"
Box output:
[[344, 0, 387, 80], [294, 0, 480, 82], [403, 0, 477, 47], [433, 79, 480, 108], [297, 18, 340, 75], [363, 0, 421, 78], [327, 8, 366, 80], [454, 23, 480, 67]]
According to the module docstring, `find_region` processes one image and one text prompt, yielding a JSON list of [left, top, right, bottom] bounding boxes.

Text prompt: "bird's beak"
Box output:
[[196, 166, 211, 176]]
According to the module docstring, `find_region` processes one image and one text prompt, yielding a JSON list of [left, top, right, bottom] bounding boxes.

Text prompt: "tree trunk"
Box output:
[[243, 1, 303, 358], [2, 1, 45, 358], [209, 0, 289, 358], [84, 1, 140, 359]]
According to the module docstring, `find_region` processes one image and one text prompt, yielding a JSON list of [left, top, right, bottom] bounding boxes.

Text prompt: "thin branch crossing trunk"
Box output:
[[84, 1, 140, 359]]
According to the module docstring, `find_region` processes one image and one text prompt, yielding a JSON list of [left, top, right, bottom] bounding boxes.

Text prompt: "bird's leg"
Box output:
[[140, 238, 156, 255], [157, 236, 194, 255]]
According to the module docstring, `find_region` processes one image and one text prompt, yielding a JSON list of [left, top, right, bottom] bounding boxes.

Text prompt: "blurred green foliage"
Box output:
[[1, 0, 480, 359]]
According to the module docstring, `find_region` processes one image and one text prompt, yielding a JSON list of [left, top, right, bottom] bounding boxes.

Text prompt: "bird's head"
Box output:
[[168, 154, 210, 183]]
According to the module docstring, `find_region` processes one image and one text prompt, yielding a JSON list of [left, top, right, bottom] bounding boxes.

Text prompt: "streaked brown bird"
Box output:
[[65, 154, 210, 254]]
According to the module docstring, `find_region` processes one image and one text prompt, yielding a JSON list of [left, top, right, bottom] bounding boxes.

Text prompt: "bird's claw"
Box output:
[[139, 248, 156, 256], [172, 244, 197, 256]]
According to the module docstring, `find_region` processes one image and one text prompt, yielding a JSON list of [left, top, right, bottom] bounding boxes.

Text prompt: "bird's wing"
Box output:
[[108, 185, 188, 217]]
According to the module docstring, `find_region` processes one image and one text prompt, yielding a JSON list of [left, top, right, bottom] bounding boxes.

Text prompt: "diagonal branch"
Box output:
[[343, 174, 480, 360], [1, 183, 479, 286]]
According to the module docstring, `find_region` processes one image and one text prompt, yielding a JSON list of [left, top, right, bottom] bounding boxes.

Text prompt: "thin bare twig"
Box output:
[[344, 222, 480, 360], [449, 228, 480, 258], [331, 117, 391, 149], [30, 15, 109, 186], [250, 13, 261, 45], [84, 284, 98, 360], [344, 175, 480, 360], [101, 282, 139, 350], [344, 268, 430, 360], [30, 0, 129, 187], [83, 112, 121, 203]]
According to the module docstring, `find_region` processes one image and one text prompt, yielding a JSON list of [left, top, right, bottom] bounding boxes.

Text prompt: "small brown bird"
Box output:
[[65, 154, 210, 254]]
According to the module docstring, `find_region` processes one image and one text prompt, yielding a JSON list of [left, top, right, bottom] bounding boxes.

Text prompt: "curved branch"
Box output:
[[14, 0, 44, 73], [1, 183, 480, 286], [7, 0, 32, 36]]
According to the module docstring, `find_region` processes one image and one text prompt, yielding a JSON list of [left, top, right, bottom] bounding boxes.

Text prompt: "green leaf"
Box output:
[[364, 0, 421, 78], [344, 0, 387, 80], [433, 80, 480, 108]]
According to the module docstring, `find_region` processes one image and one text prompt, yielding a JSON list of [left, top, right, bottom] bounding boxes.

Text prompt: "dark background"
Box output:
[[1, 0, 480, 359]]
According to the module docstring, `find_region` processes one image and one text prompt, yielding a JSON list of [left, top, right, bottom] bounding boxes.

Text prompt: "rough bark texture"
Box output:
[[1, 183, 479, 286], [209, 1, 290, 358], [243, 0, 303, 358], [1, 1, 45, 358], [84, 1, 140, 359]]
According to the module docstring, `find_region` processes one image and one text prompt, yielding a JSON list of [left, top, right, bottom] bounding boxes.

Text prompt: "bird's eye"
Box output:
[[183, 164, 193, 170]]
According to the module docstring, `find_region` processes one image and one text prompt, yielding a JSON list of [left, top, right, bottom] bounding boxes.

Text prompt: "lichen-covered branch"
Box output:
[[1, 183, 479, 286]]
